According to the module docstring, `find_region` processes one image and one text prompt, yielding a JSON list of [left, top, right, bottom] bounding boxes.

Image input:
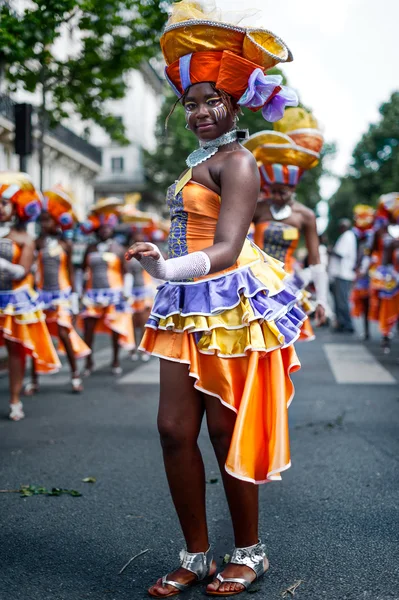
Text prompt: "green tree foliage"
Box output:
[[144, 69, 333, 210], [327, 92, 399, 242], [0, 0, 171, 143]]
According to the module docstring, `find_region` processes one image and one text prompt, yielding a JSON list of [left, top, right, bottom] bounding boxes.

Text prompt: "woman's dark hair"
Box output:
[[165, 82, 239, 128]]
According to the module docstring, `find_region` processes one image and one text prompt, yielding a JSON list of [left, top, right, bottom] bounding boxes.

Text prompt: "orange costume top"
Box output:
[[81, 243, 135, 350], [0, 238, 61, 373], [140, 180, 306, 484], [36, 238, 90, 359]]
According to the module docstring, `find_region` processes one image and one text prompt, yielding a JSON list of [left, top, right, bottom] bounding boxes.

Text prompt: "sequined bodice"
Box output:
[[255, 221, 299, 272], [88, 249, 122, 290], [0, 238, 14, 290], [41, 243, 63, 291]]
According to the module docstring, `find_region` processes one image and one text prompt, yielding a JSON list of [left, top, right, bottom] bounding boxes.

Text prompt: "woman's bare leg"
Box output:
[[149, 360, 215, 597], [58, 325, 78, 375], [111, 331, 120, 368], [204, 395, 267, 594], [5, 340, 25, 405], [83, 317, 96, 372]]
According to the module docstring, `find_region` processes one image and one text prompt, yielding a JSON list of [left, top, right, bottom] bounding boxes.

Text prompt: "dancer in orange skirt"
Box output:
[[350, 205, 375, 340], [80, 197, 135, 375], [25, 186, 91, 395], [368, 193, 399, 353], [125, 2, 305, 595], [0, 172, 61, 420], [244, 108, 328, 341]]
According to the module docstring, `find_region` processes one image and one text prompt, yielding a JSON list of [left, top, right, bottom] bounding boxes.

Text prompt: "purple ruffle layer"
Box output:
[[39, 288, 72, 310], [83, 288, 127, 311], [146, 266, 307, 348], [0, 286, 43, 315]]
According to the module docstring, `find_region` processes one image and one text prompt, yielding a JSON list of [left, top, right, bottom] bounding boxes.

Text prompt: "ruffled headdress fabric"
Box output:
[[375, 193, 399, 228], [161, 0, 298, 122], [43, 186, 78, 231], [353, 204, 375, 232], [244, 107, 324, 187], [80, 197, 123, 234], [0, 172, 42, 222]]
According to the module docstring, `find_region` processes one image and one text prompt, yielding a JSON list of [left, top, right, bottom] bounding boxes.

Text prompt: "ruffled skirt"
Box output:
[[368, 265, 399, 335], [140, 253, 305, 484], [79, 288, 135, 350], [0, 286, 61, 373], [39, 288, 91, 358]]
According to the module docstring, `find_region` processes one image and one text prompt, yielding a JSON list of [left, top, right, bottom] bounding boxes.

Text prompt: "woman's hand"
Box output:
[[125, 242, 161, 262], [315, 304, 327, 326]]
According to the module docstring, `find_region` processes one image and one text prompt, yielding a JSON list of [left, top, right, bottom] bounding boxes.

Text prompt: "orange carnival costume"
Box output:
[[350, 205, 375, 318], [244, 108, 324, 341], [139, 1, 306, 484], [368, 193, 399, 336], [37, 186, 91, 358], [79, 198, 135, 350], [0, 173, 60, 372]]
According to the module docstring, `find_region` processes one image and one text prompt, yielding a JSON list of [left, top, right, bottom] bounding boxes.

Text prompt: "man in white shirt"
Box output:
[[329, 219, 357, 332]]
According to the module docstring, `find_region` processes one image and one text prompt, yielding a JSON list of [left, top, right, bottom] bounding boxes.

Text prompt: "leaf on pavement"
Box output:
[[281, 579, 305, 597], [82, 477, 97, 483]]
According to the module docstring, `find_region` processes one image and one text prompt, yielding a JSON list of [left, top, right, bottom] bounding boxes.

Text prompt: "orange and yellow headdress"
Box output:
[[42, 185, 78, 231], [161, 0, 298, 122], [244, 107, 324, 187], [353, 205, 375, 232], [375, 192, 399, 227], [80, 197, 124, 234], [119, 205, 170, 242], [0, 171, 42, 221]]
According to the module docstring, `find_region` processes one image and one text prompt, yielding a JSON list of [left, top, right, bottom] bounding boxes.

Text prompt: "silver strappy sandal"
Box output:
[[207, 541, 269, 596], [148, 546, 214, 598]]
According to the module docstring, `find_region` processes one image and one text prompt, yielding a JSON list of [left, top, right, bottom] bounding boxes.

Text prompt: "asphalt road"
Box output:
[[0, 324, 398, 600]]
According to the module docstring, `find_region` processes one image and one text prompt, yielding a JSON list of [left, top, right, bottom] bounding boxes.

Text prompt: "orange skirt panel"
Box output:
[[79, 306, 135, 350], [0, 313, 61, 373], [140, 328, 300, 484], [45, 308, 91, 359], [368, 290, 399, 336]]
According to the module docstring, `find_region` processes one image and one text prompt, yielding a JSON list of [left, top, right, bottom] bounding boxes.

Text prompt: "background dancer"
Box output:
[[26, 186, 91, 395], [0, 172, 60, 421], [244, 108, 328, 340], [350, 205, 375, 340], [126, 2, 305, 596], [79, 197, 135, 376], [369, 193, 399, 353]]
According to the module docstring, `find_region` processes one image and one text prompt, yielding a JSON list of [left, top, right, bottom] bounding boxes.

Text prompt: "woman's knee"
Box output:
[[157, 418, 198, 452], [208, 423, 234, 457]]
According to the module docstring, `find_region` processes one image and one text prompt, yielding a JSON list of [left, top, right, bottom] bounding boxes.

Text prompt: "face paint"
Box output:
[[212, 103, 228, 122], [0, 198, 14, 222]]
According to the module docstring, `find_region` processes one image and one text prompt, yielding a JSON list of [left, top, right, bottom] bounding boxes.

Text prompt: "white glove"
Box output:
[[0, 257, 25, 280], [309, 263, 329, 311], [138, 244, 211, 282], [123, 272, 134, 298], [70, 292, 80, 315]]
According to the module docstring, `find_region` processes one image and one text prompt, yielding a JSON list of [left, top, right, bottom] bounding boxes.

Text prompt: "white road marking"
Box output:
[[117, 360, 160, 385], [323, 344, 396, 385]]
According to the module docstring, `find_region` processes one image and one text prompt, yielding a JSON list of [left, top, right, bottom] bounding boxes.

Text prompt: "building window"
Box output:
[[111, 156, 124, 173]]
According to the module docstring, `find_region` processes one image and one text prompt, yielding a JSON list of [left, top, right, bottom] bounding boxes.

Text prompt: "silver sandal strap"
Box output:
[[230, 541, 267, 579], [179, 546, 213, 581], [216, 573, 250, 590], [161, 575, 188, 592]]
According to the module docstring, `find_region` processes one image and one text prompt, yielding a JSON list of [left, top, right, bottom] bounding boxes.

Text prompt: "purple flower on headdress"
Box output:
[[59, 212, 73, 227], [24, 200, 41, 221], [238, 68, 298, 122]]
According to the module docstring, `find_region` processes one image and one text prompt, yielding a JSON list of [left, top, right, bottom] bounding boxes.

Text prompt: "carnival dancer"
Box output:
[[80, 197, 135, 375], [244, 108, 328, 340], [0, 172, 61, 421], [350, 205, 375, 340], [369, 193, 399, 353], [125, 2, 306, 595], [25, 186, 91, 395]]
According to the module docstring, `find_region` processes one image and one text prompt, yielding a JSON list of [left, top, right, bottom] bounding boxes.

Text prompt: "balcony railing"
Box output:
[[0, 93, 102, 165]]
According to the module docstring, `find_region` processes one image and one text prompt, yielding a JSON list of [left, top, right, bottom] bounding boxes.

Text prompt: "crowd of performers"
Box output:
[[1, 0, 398, 594], [351, 195, 399, 353], [0, 175, 167, 421]]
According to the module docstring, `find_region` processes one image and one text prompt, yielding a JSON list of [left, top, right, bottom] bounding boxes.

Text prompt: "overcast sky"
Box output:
[[217, 0, 398, 198]]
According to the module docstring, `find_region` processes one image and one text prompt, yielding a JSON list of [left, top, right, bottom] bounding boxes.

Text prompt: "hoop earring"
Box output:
[[185, 124, 190, 130]]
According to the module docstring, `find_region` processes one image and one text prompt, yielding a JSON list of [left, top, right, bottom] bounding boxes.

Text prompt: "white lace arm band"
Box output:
[[123, 272, 134, 297], [0, 257, 26, 280], [138, 244, 211, 281], [309, 263, 329, 310]]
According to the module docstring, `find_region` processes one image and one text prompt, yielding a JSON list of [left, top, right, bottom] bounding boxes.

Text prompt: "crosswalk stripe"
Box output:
[[117, 360, 160, 385], [323, 344, 396, 384]]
